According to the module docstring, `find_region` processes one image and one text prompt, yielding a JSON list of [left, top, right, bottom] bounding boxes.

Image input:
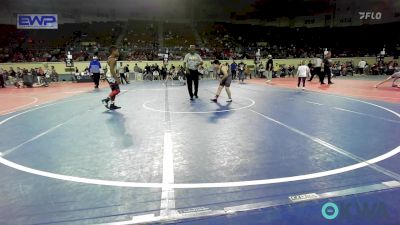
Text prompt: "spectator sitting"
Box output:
[[153, 68, 160, 80], [198, 65, 205, 79], [287, 65, 295, 77], [177, 65, 186, 85], [258, 63, 265, 77], [50, 66, 59, 82]]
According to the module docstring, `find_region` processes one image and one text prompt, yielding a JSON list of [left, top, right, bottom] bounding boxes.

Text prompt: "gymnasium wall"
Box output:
[[0, 57, 394, 76]]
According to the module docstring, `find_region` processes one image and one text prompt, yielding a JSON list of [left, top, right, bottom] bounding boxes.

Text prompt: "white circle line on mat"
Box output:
[[143, 97, 255, 114], [0, 90, 399, 189]]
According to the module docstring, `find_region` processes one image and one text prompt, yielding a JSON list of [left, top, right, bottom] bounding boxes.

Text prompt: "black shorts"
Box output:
[[220, 76, 232, 87], [109, 82, 119, 91]]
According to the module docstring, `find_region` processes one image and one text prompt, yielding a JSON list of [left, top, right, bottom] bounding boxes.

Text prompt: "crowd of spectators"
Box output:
[[1, 57, 399, 89], [0, 65, 59, 88], [0, 21, 399, 63]]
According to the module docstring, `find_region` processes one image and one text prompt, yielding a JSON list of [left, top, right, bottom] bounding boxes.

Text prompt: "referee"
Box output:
[[89, 56, 101, 88], [183, 45, 203, 101], [321, 51, 334, 85]]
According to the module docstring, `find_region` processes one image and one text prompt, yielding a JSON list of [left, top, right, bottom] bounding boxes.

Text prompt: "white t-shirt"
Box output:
[[297, 65, 310, 78], [118, 66, 125, 74], [314, 58, 322, 68], [44, 69, 51, 78], [358, 61, 366, 68], [184, 53, 203, 70]]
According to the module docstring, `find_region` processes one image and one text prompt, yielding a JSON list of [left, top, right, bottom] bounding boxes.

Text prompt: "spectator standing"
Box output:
[[124, 64, 130, 81], [134, 63, 141, 73], [161, 65, 168, 80], [230, 61, 237, 80], [297, 60, 310, 90], [118, 62, 129, 84], [265, 55, 273, 83], [357, 59, 366, 74], [238, 61, 246, 83]]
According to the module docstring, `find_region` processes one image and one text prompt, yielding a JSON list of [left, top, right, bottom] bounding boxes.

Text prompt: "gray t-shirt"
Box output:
[[184, 53, 203, 70]]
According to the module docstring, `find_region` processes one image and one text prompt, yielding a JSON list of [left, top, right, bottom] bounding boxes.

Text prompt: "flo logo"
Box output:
[[322, 201, 389, 220], [322, 202, 339, 220], [359, 12, 382, 20]]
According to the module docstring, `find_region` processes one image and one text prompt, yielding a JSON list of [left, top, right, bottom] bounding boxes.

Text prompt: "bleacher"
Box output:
[[123, 20, 157, 49], [163, 22, 196, 48], [1, 20, 399, 62]]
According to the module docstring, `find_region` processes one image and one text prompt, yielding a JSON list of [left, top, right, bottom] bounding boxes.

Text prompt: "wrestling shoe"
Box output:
[[101, 98, 110, 109], [109, 104, 121, 110]]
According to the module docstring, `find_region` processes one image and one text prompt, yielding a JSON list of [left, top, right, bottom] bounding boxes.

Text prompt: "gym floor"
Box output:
[[0, 77, 399, 225]]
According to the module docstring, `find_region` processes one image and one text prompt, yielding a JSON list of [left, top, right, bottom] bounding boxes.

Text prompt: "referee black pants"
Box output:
[[120, 73, 129, 84], [309, 67, 320, 81], [319, 68, 332, 84], [92, 73, 100, 87], [187, 69, 199, 98]]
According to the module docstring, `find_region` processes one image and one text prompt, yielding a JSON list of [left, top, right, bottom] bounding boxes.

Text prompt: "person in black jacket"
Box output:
[[124, 64, 130, 83], [161, 65, 168, 80], [0, 68, 5, 88], [321, 51, 334, 85], [265, 55, 273, 83]]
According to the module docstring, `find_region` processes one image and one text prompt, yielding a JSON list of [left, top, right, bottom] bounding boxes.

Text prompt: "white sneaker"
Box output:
[[226, 99, 233, 102], [302, 87, 306, 90]]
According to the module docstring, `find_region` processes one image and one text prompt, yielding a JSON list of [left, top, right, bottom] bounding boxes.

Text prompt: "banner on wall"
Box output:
[[17, 14, 58, 29]]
